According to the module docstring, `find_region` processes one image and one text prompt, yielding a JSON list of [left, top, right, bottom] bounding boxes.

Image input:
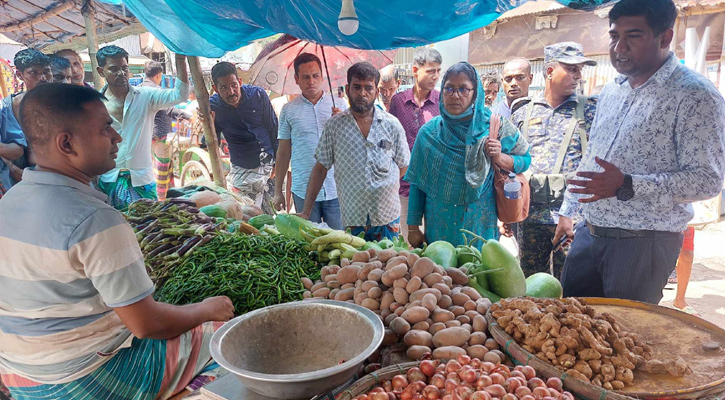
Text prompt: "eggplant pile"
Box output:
[[125, 198, 228, 286]]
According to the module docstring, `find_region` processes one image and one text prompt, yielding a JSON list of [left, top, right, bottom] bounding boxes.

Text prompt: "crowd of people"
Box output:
[[0, 0, 724, 399]]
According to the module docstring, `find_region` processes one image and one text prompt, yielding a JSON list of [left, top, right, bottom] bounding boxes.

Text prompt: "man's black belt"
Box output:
[[586, 221, 680, 239]]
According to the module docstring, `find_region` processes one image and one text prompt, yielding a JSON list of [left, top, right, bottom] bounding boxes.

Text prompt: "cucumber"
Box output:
[[479, 239, 526, 298]]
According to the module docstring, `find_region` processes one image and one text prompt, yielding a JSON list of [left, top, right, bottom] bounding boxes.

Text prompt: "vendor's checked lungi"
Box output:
[[3, 322, 224, 400], [153, 139, 174, 201]]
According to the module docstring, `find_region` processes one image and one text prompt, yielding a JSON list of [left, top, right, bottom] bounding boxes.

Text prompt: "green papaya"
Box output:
[[423, 241, 458, 269], [525, 273, 563, 298], [480, 239, 526, 298]]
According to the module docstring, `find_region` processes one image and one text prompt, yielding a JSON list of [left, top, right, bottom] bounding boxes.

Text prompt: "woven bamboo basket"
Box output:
[[337, 362, 421, 400], [485, 298, 725, 400]]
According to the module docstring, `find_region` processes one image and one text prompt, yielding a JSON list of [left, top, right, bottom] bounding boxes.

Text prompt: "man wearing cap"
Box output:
[[511, 42, 598, 278]]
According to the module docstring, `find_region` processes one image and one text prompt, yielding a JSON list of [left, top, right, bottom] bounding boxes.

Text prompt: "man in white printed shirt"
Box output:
[[300, 62, 410, 241], [553, 0, 725, 303], [96, 45, 189, 209]]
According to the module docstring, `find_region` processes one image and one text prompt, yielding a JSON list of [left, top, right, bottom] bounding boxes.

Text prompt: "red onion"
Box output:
[[430, 374, 446, 389], [532, 386, 550, 399], [469, 391, 492, 400], [470, 359, 482, 370], [489, 373, 505, 386], [374, 392, 389, 400], [548, 389, 560, 398], [392, 375, 409, 391], [545, 378, 562, 392], [502, 394, 517, 400], [442, 395, 452, 400], [447, 373, 461, 384], [457, 354, 472, 366], [510, 371, 526, 380], [481, 362, 496, 373], [520, 396, 536, 400], [482, 384, 506, 399], [527, 378, 545, 390], [445, 379, 458, 394], [446, 361, 462, 374], [521, 366, 536, 381], [382, 381, 393, 392], [408, 367, 427, 383], [423, 385, 442, 400], [456, 385, 474, 400], [514, 386, 532, 398], [387, 393, 396, 400], [461, 367, 478, 384], [421, 360, 440, 377], [476, 375, 493, 390], [505, 378, 522, 393]]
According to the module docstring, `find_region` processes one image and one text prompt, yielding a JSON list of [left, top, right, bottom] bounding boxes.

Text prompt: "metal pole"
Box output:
[[187, 56, 225, 187], [82, 0, 103, 89]]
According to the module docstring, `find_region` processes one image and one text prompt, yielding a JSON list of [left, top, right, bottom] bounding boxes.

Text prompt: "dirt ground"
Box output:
[[659, 220, 725, 329]]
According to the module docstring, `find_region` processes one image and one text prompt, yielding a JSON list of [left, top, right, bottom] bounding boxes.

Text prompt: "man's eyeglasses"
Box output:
[[443, 87, 473, 97]]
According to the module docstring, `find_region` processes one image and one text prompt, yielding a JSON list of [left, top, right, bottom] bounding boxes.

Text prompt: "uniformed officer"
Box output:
[[511, 42, 598, 278]]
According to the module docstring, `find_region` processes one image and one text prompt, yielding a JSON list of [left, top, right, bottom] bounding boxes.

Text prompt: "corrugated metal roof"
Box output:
[[497, 1, 567, 20]]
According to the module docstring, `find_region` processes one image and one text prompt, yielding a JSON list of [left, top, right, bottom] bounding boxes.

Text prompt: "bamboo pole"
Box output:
[[187, 56, 225, 187], [82, 0, 103, 89], [0, 0, 75, 32]]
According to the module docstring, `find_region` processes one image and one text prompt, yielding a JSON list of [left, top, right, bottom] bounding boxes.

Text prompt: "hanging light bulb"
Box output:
[[338, 0, 359, 36]]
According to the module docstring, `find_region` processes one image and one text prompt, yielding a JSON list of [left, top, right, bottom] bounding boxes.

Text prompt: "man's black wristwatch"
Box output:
[[616, 174, 634, 201]]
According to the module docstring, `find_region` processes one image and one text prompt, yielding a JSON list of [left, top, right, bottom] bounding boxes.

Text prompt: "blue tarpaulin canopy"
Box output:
[[114, 0, 616, 58]]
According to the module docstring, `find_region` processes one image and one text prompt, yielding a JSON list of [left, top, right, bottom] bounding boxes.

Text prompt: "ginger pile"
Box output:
[[490, 298, 691, 390]]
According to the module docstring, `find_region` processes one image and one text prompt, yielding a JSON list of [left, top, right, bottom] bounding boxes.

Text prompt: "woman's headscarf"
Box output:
[[405, 62, 527, 205]]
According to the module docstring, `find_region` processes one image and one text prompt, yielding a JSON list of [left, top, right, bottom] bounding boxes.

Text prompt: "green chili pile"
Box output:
[[155, 234, 321, 314]]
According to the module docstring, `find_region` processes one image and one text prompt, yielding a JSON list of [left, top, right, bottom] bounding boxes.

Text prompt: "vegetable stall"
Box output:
[[120, 192, 725, 400]]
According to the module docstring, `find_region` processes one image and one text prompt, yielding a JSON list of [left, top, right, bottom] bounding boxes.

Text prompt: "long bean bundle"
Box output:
[[155, 234, 321, 314]]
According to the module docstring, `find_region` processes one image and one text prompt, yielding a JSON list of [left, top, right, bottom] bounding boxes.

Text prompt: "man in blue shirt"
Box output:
[[209, 62, 278, 211], [0, 49, 52, 195]]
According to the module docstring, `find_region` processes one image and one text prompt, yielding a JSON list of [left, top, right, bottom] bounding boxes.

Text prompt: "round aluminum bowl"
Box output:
[[210, 299, 384, 399]]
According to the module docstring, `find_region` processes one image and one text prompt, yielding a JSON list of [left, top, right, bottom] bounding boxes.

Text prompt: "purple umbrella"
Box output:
[[249, 34, 396, 106]]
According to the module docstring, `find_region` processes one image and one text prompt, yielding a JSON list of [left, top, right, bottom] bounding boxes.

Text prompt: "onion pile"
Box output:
[[354, 355, 574, 400]]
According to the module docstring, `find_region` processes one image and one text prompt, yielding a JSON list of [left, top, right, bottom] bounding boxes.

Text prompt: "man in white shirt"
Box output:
[[273, 53, 343, 229], [96, 45, 189, 209], [554, 0, 725, 303]]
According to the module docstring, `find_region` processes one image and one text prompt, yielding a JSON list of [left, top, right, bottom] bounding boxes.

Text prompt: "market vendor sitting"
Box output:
[[0, 83, 235, 400]]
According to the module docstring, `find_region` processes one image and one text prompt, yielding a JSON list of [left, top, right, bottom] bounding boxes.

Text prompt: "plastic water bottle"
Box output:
[[503, 172, 521, 200]]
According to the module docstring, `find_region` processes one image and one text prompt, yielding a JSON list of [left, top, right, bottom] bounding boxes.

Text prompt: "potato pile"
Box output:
[[302, 249, 506, 362], [490, 297, 691, 390]]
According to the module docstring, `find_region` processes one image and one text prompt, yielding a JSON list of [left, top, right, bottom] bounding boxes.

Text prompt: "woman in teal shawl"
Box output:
[[404, 62, 530, 248]]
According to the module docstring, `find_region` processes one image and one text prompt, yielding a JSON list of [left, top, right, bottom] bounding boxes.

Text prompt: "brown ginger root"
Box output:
[[601, 363, 616, 382], [589, 359, 603, 374], [578, 348, 602, 361], [566, 368, 591, 383], [610, 380, 625, 390], [574, 360, 594, 380], [616, 367, 634, 384], [558, 354, 577, 369]]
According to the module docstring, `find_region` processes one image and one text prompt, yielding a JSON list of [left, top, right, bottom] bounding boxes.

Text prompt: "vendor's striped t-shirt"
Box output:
[[0, 169, 154, 384]]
